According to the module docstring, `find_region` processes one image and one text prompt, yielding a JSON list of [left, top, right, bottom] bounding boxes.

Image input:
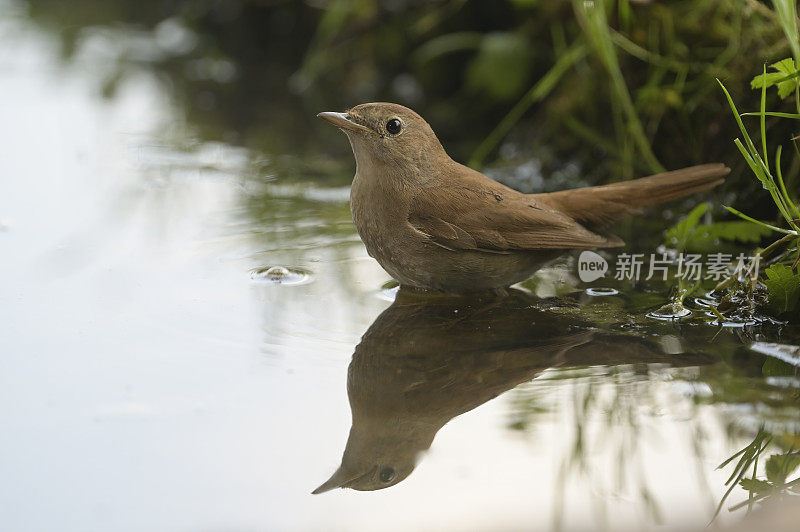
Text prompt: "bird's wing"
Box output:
[[408, 186, 623, 253], [535, 164, 728, 231]]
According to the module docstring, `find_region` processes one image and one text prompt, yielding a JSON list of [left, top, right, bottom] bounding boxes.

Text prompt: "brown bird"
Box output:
[[318, 103, 728, 293]]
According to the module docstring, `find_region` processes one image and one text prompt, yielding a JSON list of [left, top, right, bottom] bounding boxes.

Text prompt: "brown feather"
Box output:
[[409, 186, 623, 252], [536, 163, 729, 230], [408, 163, 728, 254]]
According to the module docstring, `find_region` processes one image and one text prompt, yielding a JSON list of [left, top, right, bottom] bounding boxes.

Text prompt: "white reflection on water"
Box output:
[[0, 6, 790, 532]]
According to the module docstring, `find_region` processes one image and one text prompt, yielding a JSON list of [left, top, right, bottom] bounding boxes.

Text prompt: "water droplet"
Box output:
[[585, 287, 619, 296], [250, 265, 310, 285], [647, 303, 691, 320]]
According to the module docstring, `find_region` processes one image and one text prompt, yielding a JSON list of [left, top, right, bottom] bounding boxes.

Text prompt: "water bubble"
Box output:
[[250, 266, 310, 285], [647, 303, 691, 321], [585, 287, 619, 296]]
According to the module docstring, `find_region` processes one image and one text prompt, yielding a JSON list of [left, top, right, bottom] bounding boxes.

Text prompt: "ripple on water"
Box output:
[[691, 292, 720, 308], [585, 287, 619, 296], [250, 265, 311, 285], [703, 311, 757, 328], [647, 303, 692, 321]]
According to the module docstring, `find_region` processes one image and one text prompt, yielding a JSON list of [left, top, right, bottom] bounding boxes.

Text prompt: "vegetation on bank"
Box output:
[[658, 0, 799, 323], [15, 1, 800, 184], [715, 428, 800, 519]]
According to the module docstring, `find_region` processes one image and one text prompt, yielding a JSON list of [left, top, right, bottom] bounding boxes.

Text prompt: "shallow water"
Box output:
[[1, 4, 799, 531]]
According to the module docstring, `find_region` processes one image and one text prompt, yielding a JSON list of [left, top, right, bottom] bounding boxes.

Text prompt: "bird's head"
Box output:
[[311, 424, 426, 494], [317, 102, 448, 182]]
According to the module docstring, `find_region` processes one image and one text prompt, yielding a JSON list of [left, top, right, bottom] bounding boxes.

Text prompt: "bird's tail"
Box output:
[[536, 163, 729, 230]]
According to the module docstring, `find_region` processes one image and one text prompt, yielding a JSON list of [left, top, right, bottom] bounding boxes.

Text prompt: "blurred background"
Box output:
[[20, 0, 800, 194], [2, 1, 800, 531]]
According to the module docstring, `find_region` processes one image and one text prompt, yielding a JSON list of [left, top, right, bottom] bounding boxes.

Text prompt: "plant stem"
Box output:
[[713, 233, 798, 292], [575, 0, 665, 173], [468, 42, 586, 169]]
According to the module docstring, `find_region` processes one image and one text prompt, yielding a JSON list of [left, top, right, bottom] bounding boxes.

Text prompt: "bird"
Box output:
[[311, 288, 717, 493], [317, 103, 729, 293]]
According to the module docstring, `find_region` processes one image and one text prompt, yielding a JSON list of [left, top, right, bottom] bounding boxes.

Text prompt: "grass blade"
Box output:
[[724, 206, 798, 234], [761, 64, 769, 173], [742, 111, 800, 119], [468, 41, 585, 168], [718, 79, 760, 159], [775, 145, 800, 221]]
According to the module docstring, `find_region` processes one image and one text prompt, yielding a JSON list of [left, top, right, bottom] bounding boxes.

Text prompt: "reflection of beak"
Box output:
[[316, 112, 372, 134], [311, 465, 376, 494]]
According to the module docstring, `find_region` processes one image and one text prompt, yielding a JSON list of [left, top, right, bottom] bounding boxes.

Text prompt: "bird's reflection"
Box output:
[[313, 288, 713, 493]]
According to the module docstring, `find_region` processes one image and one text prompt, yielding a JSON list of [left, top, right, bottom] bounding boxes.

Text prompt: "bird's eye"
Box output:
[[379, 467, 396, 483], [385, 118, 402, 135]]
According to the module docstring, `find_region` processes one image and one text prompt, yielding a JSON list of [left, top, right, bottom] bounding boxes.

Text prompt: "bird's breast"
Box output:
[[349, 174, 425, 274]]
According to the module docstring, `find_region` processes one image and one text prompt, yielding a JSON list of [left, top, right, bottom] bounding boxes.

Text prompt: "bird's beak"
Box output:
[[316, 112, 372, 134], [311, 465, 376, 494]]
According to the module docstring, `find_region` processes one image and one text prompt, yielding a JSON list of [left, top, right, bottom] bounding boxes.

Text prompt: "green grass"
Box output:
[[713, 0, 800, 318], [718, 78, 800, 237]]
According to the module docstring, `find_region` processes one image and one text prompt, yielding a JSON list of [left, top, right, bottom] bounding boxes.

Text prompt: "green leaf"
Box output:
[[778, 79, 798, 99], [772, 58, 797, 76], [751, 71, 788, 89], [764, 263, 800, 314], [771, 59, 799, 99], [664, 203, 707, 251], [750, 58, 800, 99], [682, 221, 773, 252], [704, 221, 773, 242], [740, 477, 775, 495], [765, 453, 800, 485]]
